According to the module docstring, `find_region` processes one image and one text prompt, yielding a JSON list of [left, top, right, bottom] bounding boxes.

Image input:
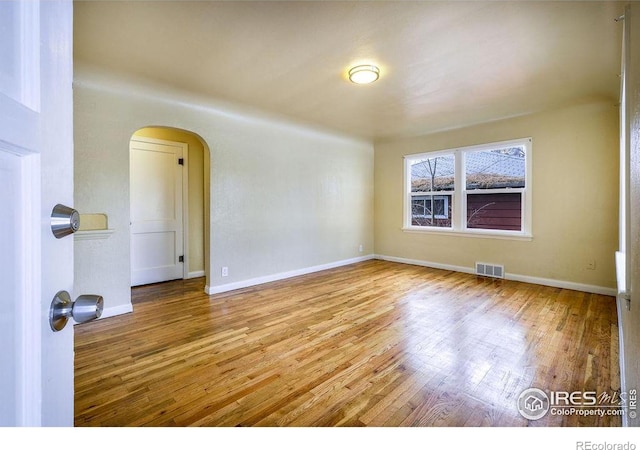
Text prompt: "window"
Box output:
[[412, 195, 449, 221], [408, 153, 454, 228], [404, 138, 531, 238]]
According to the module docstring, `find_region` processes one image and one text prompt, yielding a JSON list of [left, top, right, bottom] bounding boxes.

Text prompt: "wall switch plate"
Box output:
[[221, 266, 229, 277]]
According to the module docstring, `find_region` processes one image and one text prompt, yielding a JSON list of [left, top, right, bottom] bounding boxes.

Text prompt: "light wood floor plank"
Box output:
[[74, 260, 621, 426]]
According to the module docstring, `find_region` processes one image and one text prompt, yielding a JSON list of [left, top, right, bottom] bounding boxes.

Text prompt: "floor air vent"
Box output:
[[476, 262, 505, 279]]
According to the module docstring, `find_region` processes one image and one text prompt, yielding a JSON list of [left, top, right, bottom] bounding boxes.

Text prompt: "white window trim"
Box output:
[[403, 137, 532, 240]]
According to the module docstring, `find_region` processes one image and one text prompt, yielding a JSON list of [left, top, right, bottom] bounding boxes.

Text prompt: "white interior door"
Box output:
[[0, 0, 74, 426], [130, 137, 186, 286]]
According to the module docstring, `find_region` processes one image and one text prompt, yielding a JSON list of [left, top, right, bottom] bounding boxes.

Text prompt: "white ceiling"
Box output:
[[73, 1, 626, 141]]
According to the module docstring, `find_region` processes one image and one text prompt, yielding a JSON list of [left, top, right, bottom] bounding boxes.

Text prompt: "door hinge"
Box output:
[[179, 255, 184, 263], [621, 291, 631, 311], [178, 158, 184, 165]]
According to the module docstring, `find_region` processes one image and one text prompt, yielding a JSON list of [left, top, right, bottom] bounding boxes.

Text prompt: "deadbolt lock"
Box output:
[[50, 204, 80, 239]]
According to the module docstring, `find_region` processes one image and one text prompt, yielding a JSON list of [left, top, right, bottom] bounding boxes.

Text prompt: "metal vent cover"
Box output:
[[476, 262, 505, 279]]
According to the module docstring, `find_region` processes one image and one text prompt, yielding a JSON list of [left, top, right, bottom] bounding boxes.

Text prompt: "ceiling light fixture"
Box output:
[[348, 64, 380, 84]]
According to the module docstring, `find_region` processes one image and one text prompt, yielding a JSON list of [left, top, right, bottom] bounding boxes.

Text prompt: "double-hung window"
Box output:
[[407, 153, 455, 228], [404, 138, 532, 238]]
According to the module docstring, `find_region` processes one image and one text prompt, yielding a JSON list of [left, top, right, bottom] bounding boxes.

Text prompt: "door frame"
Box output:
[[0, 2, 43, 420], [17, 153, 41, 425], [129, 135, 190, 282], [0, 149, 42, 425]]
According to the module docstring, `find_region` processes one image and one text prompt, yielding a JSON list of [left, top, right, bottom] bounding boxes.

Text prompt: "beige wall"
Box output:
[[374, 100, 619, 291], [75, 67, 617, 320], [73, 64, 374, 316], [132, 127, 206, 275]]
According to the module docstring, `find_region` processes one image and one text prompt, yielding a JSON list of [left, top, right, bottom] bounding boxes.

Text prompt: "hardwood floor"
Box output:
[[74, 260, 621, 426]]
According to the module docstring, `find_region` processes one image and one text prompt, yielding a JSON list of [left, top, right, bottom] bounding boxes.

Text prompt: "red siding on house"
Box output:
[[466, 192, 522, 231]]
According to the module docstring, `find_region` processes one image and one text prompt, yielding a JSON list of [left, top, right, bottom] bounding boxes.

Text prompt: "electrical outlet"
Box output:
[[221, 266, 229, 277], [587, 260, 596, 270], [359, 244, 363, 253]]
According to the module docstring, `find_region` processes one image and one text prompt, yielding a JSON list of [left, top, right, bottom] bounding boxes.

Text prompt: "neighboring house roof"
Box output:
[[411, 147, 525, 190], [466, 150, 525, 179], [411, 155, 455, 179]]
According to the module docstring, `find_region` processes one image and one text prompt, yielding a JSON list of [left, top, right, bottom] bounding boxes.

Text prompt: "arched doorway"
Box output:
[[129, 126, 209, 286]]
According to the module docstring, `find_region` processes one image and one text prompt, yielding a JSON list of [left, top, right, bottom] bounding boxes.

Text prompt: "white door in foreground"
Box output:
[[0, 0, 75, 426]]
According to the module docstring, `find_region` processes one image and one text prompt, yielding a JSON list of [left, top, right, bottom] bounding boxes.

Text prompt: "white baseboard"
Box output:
[[205, 255, 375, 295], [374, 254, 617, 296], [72, 302, 133, 325], [375, 254, 476, 276], [99, 303, 133, 320], [507, 273, 616, 296], [187, 270, 205, 279]]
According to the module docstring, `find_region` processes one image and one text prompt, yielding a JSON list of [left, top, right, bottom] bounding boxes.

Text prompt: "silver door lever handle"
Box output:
[[49, 291, 103, 331]]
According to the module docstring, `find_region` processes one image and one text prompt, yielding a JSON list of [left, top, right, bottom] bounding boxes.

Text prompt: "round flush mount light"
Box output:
[[348, 64, 380, 84]]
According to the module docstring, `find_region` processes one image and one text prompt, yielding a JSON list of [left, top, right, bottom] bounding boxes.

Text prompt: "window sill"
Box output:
[[401, 227, 533, 241]]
